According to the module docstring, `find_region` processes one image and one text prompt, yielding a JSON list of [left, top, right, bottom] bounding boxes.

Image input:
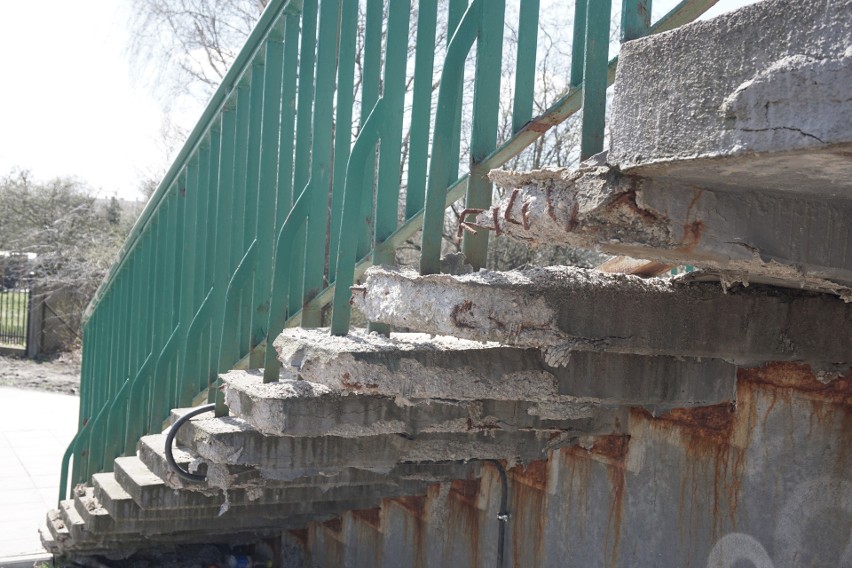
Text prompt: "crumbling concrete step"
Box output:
[[72, 479, 431, 538], [58, 498, 88, 543], [480, 167, 852, 297], [137, 433, 484, 492], [178, 414, 577, 471], [43, 507, 315, 557], [353, 266, 852, 370], [45, 509, 72, 550], [272, 329, 735, 411], [39, 522, 59, 555], [92, 470, 431, 523]]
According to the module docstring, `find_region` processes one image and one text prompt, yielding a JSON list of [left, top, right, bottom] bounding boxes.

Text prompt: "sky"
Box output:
[[0, 0, 757, 202]]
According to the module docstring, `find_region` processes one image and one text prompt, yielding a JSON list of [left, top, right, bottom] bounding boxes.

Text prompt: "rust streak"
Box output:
[[351, 507, 382, 529], [505, 188, 522, 225], [545, 185, 558, 223], [737, 362, 852, 407], [521, 201, 532, 230], [450, 300, 476, 329], [566, 201, 580, 232]]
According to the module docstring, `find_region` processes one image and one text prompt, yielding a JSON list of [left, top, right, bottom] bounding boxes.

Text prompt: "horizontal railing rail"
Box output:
[[60, 0, 719, 501]]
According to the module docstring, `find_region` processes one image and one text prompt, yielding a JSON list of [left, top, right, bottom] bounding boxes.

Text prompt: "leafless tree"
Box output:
[[0, 170, 140, 342]]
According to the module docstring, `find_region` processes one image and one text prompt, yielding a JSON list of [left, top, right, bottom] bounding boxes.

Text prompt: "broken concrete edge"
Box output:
[[353, 265, 852, 369], [479, 164, 852, 300], [270, 328, 736, 408]]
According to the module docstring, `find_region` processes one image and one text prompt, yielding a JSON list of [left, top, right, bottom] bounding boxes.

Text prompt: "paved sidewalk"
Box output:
[[0, 387, 78, 559]]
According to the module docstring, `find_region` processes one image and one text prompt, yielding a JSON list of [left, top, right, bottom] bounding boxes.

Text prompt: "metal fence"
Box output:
[[59, 0, 720, 500], [0, 287, 30, 349]]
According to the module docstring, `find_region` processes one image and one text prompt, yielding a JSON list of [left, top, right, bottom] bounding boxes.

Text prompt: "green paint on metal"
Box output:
[[462, 0, 505, 270], [420, 0, 481, 275], [512, 0, 540, 134], [405, 0, 438, 219], [579, 0, 612, 160], [621, 0, 652, 41]]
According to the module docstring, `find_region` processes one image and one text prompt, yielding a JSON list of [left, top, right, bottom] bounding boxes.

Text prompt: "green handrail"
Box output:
[[59, 0, 720, 502]]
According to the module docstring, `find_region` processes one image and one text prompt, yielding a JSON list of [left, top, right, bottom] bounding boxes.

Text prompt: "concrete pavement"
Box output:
[[0, 387, 78, 562]]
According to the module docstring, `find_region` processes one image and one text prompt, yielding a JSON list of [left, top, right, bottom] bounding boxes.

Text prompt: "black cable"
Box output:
[[164, 403, 215, 482], [488, 459, 510, 568]]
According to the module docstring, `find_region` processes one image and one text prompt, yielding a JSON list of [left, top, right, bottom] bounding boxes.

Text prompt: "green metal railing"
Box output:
[[59, 0, 719, 500]]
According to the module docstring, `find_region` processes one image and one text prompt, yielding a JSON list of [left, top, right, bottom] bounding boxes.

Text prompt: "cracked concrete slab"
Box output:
[[481, 166, 852, 296], [223, 368, 623, 436], [180, 415, 578, 471], [272, 328, 735, 411], [137, 433, 486, 492], [610, 0, 852, 174], [353, 266, 852, 369]]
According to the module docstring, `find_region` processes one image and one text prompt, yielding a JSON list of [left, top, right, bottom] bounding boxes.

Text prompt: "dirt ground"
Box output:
[[0, 352, 81, 396]]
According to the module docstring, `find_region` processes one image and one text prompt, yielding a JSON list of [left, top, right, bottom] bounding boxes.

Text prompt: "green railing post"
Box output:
[[621, 0, 652, 41], [250, 36, 286, 368], [461, 0, 505, 270], [420, 1, 482, 275], [301, 0, 341, 328], [367, 0, 411, 336], [328, 0, 358, 284], [579, 0, 613, 160], [404, 0, 438, 219]]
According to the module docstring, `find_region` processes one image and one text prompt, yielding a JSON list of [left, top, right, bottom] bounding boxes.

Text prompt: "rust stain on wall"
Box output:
[[562, 435, 631, 565], [351, 507, 382, 529], [508, 459, 548, 491], [632, 402, 745, 537], [737, 362, 852, 407], [447, 478, 482, 567]]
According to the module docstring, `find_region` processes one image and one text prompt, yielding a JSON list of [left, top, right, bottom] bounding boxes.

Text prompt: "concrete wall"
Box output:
[[289, 363, 850, 567]]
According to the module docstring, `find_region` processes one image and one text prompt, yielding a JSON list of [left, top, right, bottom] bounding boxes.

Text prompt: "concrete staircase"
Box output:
[[43, 0, 851, 564]]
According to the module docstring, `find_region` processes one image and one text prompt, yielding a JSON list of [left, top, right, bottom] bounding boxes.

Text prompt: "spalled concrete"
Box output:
[[273, 328, 735, 411], [138, 432, 487, 492], [353, 266, 852, 369], [481, 166, 852, 296], [178, 415, 577, 472], [222, 369, 614, 436]]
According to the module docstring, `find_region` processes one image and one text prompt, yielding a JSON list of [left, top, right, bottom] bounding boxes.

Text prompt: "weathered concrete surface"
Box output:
[[288, 363, 851, 567], [610, 0, 852, 174], [222, 369, 622, 436], [89, 471, 428, 528], [179, 415, 578, 471], [354, 266, 852, 369], [137, 433, 486, 492], [481, 166, 852, 296], [273, 328, 736, 411]]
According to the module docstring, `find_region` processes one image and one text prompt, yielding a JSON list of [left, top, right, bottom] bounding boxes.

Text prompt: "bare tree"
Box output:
[[0, 170, 139, 342]]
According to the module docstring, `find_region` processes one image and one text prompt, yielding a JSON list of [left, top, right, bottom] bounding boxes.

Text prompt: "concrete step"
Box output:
[[353, 266, 851, 370], [272, 328, 736, 412], [43, 504, 315, 557], [71, 481, 430, 538], [45, 509, 72, 550], [95, 468, 434, 524], [58, 498, 88, 543], [138, 431, 486, 492], [178, 413, 577, 472], [39, 522, 59, 555]]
